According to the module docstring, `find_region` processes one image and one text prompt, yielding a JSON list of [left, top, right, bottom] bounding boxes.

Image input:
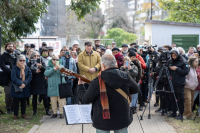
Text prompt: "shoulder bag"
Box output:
[[59, 76, 73, 99]]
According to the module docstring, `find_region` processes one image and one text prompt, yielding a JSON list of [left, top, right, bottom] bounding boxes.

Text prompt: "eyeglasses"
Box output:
[[97, 51, 101, 53], [52, 59, 59, 61], [19, 60, 25, 62], [34, 55, 40, 57]]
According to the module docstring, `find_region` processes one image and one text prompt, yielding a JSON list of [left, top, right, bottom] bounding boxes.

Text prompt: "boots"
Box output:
[[60, 114, 64, 119], [51, 114, 57, 118], [13, 115, 18, 120], [21, 114, 27, 119], [45, 108, 51, 116]]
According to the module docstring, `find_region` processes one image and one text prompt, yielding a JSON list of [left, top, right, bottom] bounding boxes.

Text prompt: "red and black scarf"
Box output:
[[98, 71, 110, 119]]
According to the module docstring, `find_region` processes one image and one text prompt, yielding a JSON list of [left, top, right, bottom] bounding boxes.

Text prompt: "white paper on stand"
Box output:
[[63, 105, 92, 125]]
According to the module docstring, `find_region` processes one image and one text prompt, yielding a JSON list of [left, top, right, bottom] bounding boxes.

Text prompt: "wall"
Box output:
[[145, 23, 200, 47], [145, 23, 152, 44]]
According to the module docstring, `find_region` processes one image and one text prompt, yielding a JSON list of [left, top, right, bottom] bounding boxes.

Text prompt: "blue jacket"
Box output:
[[44, 59, 66, 97], [61, 56, 77, 79], [11, 65, 32, 98]]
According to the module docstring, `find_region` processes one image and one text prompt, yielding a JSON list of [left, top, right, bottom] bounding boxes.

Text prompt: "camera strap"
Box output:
[[115, 88, 130, 105]]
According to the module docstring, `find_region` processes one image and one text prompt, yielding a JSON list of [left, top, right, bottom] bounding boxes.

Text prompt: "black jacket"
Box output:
[[167, 54, 189, 87], [27, 58, 47, 95], [0, 52, 17, 86], [181, 54, 189, 61], [78, 68, 139, 130]]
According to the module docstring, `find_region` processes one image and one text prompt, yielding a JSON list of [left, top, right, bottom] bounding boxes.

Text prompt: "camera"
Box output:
[[159, 49, 171, 63], [142, 45, 157, 55]]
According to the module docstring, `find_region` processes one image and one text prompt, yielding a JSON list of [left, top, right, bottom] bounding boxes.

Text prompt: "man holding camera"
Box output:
[[167, 48, 189, 120]]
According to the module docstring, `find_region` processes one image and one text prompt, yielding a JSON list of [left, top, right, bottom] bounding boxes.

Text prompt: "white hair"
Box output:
[[177, 47, 185, 55], [101, 54, 116, 68], [17, 54, 26, 62], [197, 45, 200, 48]]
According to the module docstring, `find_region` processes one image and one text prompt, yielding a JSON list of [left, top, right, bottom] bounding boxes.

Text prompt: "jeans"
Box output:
[[13, 97, 26, 116], [66, 79, 73, 105], [96, 127, 128, 133], [131, 93, 138, 107], [194, 91, 200, 113]]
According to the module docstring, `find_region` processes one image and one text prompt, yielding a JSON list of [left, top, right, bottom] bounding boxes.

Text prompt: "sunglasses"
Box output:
[[19, 60, 25, 62], [34, 55, 40, 57], [52, 59, 59, 61]]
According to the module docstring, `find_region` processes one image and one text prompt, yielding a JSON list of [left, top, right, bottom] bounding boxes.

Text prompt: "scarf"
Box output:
[[98, 71, 110, 119], [17, 62, 25, 82]]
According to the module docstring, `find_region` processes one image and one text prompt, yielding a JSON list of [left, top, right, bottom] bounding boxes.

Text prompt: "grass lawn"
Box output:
[[0, 87, 47, 133], [165, 107, 200, 133]]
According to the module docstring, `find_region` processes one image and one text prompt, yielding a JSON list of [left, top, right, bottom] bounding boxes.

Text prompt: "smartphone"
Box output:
[[56, 61, 59, 66], [65, 51, 69, 55], [125, 61, 129, 67], [37, 58, 40, 64]]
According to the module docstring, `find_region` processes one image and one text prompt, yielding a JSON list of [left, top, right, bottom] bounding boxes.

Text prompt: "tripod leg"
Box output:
[[165, 68, 182, 121], [193, 106, 200, 121]]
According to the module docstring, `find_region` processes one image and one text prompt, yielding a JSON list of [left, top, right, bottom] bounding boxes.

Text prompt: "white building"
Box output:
[[145, 20, 200, 51]]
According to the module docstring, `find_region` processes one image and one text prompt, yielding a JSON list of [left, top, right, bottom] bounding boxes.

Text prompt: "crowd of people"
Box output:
[[0, 40, 200, 132]]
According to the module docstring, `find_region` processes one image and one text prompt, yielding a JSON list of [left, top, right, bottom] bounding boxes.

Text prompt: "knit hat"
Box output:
[[30, 44, 35, 48], [72, 40, 79, 47], [128, 50, 136, 57], [112, 47, 120, 52], [104, 49, 112, 55]]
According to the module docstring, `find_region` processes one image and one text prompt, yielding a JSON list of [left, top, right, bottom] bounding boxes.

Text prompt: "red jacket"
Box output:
[[136, 54, 146, 70]]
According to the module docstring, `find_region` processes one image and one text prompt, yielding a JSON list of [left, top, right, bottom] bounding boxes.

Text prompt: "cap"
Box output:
[[30, 44, 35, 48], [129, 50, 136, 57], [111, 42, 116, 44], [134, 45, 139, 48], [128, 47, 137, 52], [47, 46, 54, 50], [122, 44, 128, 47], [25, 43, 30, 47], [42, 42, 47, 46], [85, 41, 92, 46], [112, 47, 120, 52], [130, 43, 136, 46]]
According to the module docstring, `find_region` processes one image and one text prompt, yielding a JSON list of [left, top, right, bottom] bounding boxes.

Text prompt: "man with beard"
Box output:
[[94, 40, 101, 50], [0, 42, 18, 114], [121, 44, 129, 57], [21, 43, 30, 55]]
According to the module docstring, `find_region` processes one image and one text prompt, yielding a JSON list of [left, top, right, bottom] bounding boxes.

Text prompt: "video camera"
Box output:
[[159, 49, 171, 64], [142, 45, 157, 55]]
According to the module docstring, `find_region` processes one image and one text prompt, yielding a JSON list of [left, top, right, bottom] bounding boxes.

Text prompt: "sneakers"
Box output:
[[167, 113, 177, 118], [131, 107, 137, 114], [175, 114, 183, 120], [45, 109, 51, 116], [154, 103, 159, 107], [139, 106, 143, 111], [155, 108, 162, 113], [7, 109, 12, 114]]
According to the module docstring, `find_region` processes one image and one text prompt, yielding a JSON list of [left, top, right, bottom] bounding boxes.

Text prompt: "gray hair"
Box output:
[[30, 51, 40, 59], [17, 54, 26, 62], [101, 54, 116, 68], [71, 51, 77, 56], [177, 47, 185, 55]]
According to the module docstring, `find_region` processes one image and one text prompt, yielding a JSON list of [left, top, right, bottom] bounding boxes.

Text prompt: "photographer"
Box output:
[[167, 48, 190, 120], [153, 47, 172, 114]]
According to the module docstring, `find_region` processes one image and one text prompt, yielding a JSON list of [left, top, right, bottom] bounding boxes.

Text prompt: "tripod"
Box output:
[[193, 103, 200, 121], [140, 63, 181, 120]]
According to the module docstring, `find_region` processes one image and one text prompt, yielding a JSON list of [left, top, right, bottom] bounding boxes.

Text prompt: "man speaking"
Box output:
[[77, 54, 139, 133]]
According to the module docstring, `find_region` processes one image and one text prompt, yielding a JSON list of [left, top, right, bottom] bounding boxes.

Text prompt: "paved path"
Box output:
[[28, 98, 176, 133]]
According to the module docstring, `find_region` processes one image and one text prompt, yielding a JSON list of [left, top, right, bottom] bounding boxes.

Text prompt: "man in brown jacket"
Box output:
[[78, 41, 101, 90]]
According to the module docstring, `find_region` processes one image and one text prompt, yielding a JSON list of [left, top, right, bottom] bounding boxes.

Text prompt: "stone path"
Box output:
[[28, 98, 176, 133]]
